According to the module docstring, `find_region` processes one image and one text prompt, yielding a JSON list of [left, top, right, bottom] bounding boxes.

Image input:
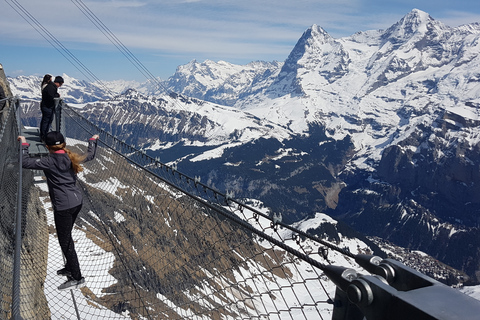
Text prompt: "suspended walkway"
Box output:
[[1, 89, 480, 319]]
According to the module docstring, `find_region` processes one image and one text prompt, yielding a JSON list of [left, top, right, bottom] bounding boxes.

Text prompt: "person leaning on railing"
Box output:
[[18, 131, 99, 290]]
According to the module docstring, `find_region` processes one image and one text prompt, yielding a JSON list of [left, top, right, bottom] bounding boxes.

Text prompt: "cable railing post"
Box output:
[[12, 97, 23, 320], [53, 97, 62, 133], [59, 100, 66, 138]]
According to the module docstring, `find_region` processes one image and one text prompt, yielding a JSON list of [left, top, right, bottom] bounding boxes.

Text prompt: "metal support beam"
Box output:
[[328, 255, 480, 320]]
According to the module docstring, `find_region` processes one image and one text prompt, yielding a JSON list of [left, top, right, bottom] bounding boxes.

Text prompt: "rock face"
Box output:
[[272, 24, 350, 95], [335, 108, 480, 282]]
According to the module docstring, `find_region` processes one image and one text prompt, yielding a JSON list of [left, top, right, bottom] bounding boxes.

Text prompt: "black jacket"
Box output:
[[22, 138, 98, 211], [40, 81, 59, 109]]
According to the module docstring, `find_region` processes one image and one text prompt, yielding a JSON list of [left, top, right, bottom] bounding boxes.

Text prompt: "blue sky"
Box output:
[[1, 0, 480, 82]]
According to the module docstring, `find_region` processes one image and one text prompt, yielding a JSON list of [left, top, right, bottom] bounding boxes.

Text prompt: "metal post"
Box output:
[[53, 98, 61, 132], [12, 97, 23, 320]]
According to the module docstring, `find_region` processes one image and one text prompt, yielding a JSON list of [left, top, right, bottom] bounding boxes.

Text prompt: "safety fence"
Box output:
[[0, 97, 18, 320], [52, 103, 341, 319], [0, 96, 359, 319], [1, 97, 51, 320]]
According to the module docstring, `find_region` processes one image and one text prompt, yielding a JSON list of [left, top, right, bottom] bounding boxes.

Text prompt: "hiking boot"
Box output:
[[56, 268, 72, 277], [58, 277, 85, 290]]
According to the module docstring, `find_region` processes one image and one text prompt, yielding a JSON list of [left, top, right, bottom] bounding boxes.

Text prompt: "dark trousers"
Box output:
[[40, 106, 55, 140], [54, 204, 82, 280]]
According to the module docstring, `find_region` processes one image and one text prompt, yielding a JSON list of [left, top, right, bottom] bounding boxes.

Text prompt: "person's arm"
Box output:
[[18, 136, 52, 170], [84, 135, 99, 162]]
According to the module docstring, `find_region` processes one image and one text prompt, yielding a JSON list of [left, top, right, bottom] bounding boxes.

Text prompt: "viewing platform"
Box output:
[[22, 127, 49, 157]]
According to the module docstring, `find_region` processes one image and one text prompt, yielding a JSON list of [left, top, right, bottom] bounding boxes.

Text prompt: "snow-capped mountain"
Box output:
[[164, 59, 283, 106], [157, 9, 480, 168], [9, 74, 119, 103], [8, 59, 283, 107], [70, 89, 294, 152], [10, 8, 480, 284]]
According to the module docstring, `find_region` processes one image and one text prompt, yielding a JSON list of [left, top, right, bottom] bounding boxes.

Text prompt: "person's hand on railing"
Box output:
[[91, 134, 99, 140], [17, 136, 27, 144]]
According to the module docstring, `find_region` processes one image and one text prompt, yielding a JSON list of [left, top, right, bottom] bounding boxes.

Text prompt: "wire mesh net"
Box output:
[[0, 99, 51, 319], [0, 99, 17, 320], [2, 100, 338, 319]]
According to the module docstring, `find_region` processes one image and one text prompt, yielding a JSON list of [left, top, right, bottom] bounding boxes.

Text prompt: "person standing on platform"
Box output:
[[40, 76, 63, 141], [18, 131, 99, 290]]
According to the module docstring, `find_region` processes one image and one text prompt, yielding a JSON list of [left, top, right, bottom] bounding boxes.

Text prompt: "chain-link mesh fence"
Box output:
[[50, 103, 337, 319], [0, 97, 51, 320], [0, 98, 357, 319], [0, 98, 17, 320]]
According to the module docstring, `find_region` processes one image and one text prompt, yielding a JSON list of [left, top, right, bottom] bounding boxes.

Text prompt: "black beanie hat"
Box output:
[[45, 131, 65, 146], [54, 76, 64, 84]]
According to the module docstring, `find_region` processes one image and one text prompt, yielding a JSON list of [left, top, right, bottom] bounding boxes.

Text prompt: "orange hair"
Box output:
[[47, 143, 86, 174]]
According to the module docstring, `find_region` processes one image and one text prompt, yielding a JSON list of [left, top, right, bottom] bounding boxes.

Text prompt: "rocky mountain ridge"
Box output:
[[9, 8, 480, 283]]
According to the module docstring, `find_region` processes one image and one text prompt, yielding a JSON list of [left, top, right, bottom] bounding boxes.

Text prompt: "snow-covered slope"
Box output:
[[9, 74, 120, 103], [73, 89, 294, 152], [235, 9, 480, 170], [8, 8, 480, 285], [165, 59, 283, 106]]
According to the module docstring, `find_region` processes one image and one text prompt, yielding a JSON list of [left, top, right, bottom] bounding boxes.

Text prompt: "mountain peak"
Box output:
[[382, 8, 436, 43], [308, 24, 332, 42], [283, 24, 334, 68], [293, 24, 334, 48], [404, 8, 432, 23], [273, 22, 348, 93]]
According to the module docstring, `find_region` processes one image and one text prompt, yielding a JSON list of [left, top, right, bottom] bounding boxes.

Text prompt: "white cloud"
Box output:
[[2, 0, 479, 81]]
